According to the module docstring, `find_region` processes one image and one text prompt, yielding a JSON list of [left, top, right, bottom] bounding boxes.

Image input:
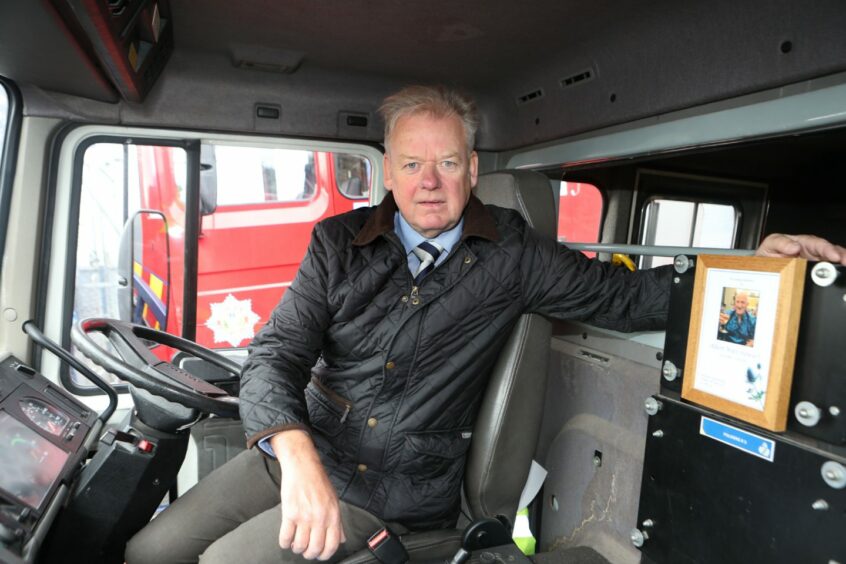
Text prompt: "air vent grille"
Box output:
[[560, 69, 595, 89], [516, 88, 545, 106]]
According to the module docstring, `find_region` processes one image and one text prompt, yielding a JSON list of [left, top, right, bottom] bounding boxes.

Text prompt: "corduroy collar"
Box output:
[[352, 192, 499, 246]]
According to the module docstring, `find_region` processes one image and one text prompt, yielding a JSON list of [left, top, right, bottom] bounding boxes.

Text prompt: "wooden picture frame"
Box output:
[[681, 255, 807, 431]]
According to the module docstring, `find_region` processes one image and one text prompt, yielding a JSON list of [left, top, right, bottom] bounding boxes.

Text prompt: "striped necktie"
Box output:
[[412, 241, 443, 283]]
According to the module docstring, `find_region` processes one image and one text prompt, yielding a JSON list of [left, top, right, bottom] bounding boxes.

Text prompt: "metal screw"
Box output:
[[592, 455, 602, 467], [811, 262, 838, 287], [812, 499, 829, 511], [652, 430, 664, 438], [662, 361, 679, 382], [821, 461, 846, 489], [630, 528, 648, 548], [153, 478, 160, 486], [644, 397, 663, 416], [673, 255, 690, 274], [673, 276, 680, 284], [794, 401, 822, 427]]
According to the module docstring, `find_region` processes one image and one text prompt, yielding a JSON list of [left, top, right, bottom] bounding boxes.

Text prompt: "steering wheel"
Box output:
[[71, 318, 241, 418]]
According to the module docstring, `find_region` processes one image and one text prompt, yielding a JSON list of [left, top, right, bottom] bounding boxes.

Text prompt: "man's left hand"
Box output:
[[755, 234, 846, 266]]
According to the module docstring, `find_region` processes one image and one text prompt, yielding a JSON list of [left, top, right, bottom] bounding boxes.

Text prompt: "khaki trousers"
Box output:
[[125, 448, 394, 564]]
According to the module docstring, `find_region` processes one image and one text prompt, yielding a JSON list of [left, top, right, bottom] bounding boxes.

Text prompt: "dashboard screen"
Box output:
[[0, 410, 70, 510]]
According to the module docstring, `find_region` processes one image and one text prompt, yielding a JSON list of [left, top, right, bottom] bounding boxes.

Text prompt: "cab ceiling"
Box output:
[[4, 0, 846, 151]]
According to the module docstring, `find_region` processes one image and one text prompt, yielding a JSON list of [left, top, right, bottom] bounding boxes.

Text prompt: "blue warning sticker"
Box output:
[[699, 416, 775, 462]]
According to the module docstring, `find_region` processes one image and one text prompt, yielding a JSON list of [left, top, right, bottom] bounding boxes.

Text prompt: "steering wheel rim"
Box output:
[[71, 318, 240, 418]]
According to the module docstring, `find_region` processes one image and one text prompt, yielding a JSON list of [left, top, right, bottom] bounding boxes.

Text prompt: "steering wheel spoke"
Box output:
[[72, 318, 241, 418]]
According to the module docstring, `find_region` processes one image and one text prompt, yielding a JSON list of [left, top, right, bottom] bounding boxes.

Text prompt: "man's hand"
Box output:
[[271, 430, 346, 560], [755, 233, 846, 266]]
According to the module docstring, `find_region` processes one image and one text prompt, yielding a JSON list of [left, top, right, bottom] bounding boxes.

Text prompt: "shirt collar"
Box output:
[[394, 212, 464, 257]]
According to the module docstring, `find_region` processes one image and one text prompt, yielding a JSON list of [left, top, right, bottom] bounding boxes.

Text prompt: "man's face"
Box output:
[[734, 294, 748, 315], [384, 113, 478, 238]]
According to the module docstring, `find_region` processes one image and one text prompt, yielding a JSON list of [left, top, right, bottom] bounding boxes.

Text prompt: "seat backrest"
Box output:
[[465, 169, 556, 523], [341, 170, 558, 564]]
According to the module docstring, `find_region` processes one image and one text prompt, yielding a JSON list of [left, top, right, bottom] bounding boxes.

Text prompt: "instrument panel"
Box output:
[[0, 356, 96, 517], [19, 398, 70, 436]]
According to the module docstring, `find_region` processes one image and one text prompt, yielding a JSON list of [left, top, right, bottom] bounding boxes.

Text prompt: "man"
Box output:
[[126, 86, 846, 564], [719, 290, 756, 346]]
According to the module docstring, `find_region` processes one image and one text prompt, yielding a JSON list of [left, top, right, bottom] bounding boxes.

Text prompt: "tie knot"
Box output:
[[412, 241, 443, 282]]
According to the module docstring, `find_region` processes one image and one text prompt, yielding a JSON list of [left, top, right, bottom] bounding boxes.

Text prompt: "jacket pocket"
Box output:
[[305, 377, 351, 438], [401, 428, 473, 480]]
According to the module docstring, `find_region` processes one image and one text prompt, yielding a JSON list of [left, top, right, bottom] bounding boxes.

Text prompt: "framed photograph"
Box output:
[[681, 255, 807, 431]]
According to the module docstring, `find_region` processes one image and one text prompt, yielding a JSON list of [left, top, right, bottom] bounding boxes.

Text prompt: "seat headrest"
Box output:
[[473, 170, 557, 239]]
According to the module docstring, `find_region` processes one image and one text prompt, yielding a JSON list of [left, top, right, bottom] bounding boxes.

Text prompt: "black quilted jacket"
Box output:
[[239, 193, 671, 530]]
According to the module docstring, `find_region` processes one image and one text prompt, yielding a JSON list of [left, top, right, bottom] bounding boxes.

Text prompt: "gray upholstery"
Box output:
[[465, 170, 555, 522], [464, 311, 552, 522], [472, 169, 558, 238], [341, 170, 555, 562]]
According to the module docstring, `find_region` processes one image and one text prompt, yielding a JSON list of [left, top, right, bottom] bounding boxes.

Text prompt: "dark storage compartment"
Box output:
[[636, 259, 846, 563]]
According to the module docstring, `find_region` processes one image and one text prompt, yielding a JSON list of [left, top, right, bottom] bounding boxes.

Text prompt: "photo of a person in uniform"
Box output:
[[717, 288, 757, 346]]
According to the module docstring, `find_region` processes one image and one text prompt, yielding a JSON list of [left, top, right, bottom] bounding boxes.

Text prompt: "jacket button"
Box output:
[[401, 295, 409, 303], [385, 361, 396, 370], [367, 417, 378, 428], [357, 463, 368, 472], [464, 256, 472, 264], [411, 298, 420, 305]]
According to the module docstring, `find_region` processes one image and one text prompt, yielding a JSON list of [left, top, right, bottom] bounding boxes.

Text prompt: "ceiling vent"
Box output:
[[516, 88, 545, 106], [560, 68, 595, 89]]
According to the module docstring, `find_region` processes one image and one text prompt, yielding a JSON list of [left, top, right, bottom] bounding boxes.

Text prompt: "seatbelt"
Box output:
[[367, 526, 409, 564]]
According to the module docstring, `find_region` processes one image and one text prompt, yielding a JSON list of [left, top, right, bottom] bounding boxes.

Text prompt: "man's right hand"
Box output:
[[270, 430, 346, 560]]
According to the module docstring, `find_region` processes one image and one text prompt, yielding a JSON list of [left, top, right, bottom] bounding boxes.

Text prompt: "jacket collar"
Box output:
[[352, 192, 499, 246]]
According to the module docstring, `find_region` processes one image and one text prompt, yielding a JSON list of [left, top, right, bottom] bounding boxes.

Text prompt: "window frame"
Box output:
[[630, 168, 767, 253], [332, 152, 373, 202], [555, 178, 605, 247], [60, 135, 197, 395], [0, 78, 23, 285], [39, 125, 383, 398]]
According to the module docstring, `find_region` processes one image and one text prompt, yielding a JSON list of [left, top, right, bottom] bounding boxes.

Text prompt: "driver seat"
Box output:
[[342, 169, 556, 561]]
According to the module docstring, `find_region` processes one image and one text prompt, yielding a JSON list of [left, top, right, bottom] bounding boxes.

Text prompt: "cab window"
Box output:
[[631, 170, 760, 268], [206, 144, 315, 205], [558, 181, 603, 257], [68, 135, 378, 390], [334, 153, 372, 200], [638, 198, 737, 268], [72, 142, 188, 388]]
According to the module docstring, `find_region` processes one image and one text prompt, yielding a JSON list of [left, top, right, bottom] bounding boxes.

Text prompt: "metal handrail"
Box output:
[[562, 242, 755, 257]]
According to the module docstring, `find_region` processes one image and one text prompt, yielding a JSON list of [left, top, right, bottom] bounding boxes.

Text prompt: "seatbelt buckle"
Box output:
[[367, 526, 409, 564]]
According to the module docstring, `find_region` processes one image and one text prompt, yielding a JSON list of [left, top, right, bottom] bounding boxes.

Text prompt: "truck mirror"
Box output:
[[117, 210, 171, 331], [200, 144, 218, 215], [334, 153, 371, 199]]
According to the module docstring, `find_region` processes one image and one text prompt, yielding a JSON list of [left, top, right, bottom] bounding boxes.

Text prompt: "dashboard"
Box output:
[[0, 355, 97, 555]]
